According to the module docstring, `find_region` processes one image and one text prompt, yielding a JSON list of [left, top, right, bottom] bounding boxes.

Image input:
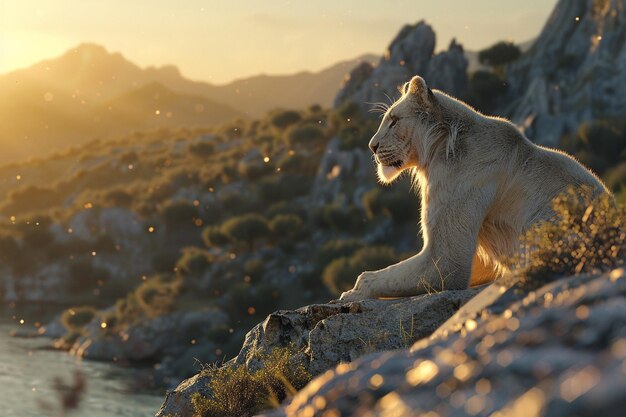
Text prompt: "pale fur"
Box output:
[[340, 76, 609, 301]]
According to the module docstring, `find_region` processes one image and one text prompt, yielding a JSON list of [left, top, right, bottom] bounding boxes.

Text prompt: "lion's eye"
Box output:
[[389, 117, 398, 128]]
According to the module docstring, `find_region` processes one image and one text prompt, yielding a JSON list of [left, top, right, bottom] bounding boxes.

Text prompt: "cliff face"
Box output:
[[334, 22, 468, 113], [507, 0, 626, 144]]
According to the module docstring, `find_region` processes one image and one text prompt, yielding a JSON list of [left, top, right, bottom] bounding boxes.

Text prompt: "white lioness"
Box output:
[[340, 75, 609, 302]]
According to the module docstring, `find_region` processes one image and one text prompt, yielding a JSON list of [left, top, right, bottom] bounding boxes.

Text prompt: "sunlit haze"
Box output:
[[1, 0, 557, 84]]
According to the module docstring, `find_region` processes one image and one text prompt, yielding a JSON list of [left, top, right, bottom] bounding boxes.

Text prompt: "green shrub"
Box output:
[[269, 214, 304, 240], [202, 226, 230, 248], [604, 162, 626, 203], [286, 124, 325, 146], [192, 347, 310, 417], [259, 175, 312, 202], [177, 249, 212, 276], [220, 214, 269, 249], [103, 189, 133, 207], [271, 111, 302, 129], [161, 200, 199, 228], [560, 119, 626, 175], [322, 246, 398, 295], [316, 239, 364, 268], [311, 203, 363, 231], [188, 141, 215, 158], [362, 185, 417, 223], [135, 279, 179, 318], [466, 70, 507, 114], [60, 306, 97, 332], [478, 41, 521, 67]]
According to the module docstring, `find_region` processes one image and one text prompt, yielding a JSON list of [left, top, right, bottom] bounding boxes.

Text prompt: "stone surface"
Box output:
[[506, 0, 626, 145], [334, 21, 468, 114], [263, 268, 626, 417], [155, 286, 482, 416]]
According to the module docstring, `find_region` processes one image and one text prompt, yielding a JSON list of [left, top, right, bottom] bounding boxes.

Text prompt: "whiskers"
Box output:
[[367, 102, 390, 117], [367, 93, 397, 118]]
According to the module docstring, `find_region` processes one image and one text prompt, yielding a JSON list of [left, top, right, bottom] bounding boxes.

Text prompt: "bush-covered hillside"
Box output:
[[0, 103, 422, 381]]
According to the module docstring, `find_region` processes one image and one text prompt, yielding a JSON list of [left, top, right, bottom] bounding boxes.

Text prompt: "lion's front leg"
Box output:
[[339, 255, 426, 301], [339, 186, 495, 302]]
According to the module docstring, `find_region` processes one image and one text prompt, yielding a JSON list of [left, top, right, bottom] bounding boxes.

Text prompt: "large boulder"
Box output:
[[264, 268, 626, 417]]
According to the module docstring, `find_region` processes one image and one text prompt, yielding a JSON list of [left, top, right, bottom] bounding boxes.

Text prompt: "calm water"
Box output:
[[0, 323, 163, 417]]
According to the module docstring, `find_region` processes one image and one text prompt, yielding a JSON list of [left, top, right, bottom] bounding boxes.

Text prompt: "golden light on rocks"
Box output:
[[369, 373, 384, 389], [505, 317, 520, 331], [475, 378, 491, 395], [496, 350, 513, 367], [492, 387, 545, 417], [312, 395, 326, 410], [453, 362, 474, 382], [406, 359, 439, 386], [465, 394, 486, 415], [575, 305, 590, 320], [560, 366, 600, 402], [465, 319, 477, 331], [335, 363, 352, 375], [610, 338, 626, 358], [609, 268, 624, 282], [321, 409, 340, 417]]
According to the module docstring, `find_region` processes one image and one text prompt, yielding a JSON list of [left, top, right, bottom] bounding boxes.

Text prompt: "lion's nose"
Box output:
[[369, 141, 379, 154]]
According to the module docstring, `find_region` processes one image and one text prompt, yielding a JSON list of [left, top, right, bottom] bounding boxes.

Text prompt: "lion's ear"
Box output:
[[409, 76, 431, 102]]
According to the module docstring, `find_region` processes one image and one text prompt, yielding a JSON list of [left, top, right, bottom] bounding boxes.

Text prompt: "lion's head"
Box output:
[[369, 75, 443, 183]]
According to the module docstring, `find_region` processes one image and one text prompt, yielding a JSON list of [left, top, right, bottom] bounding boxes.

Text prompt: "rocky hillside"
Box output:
[[506, 0, 626, 145], [156, 265, 626, 417]]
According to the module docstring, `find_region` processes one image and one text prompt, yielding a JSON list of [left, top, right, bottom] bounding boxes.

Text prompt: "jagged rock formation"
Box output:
[[265, 268, 626, 417], [507, 0, 626, 145], [334, 21, 468, 113], [155, 287, 481, 417]]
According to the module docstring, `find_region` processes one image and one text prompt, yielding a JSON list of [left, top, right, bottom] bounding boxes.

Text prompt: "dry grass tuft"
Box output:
[[511, 187, 625, 289], [192, 347, 310, 417]]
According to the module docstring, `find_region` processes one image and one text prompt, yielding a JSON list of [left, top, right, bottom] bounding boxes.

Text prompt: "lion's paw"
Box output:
[[339, 289, 364, 302]]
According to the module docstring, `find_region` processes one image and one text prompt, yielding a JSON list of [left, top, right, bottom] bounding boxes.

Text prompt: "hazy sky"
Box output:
[[0, 0, 558, 84]]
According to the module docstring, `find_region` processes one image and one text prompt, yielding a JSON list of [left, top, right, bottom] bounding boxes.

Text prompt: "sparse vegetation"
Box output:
[[192, 347, 310, 417], [511, 188, 625, 289]]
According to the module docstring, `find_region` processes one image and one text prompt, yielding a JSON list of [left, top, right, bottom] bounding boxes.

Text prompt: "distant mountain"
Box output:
[[199, 55, 379, 116], [0, 44, 244, 163], [0, 43, 376, 163]]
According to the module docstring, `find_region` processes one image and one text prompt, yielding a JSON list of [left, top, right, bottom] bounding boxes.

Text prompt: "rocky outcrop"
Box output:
[[310, 137, 375, 206], [155, 287, 482, 417], [334, 22, 468, 113], [507, 0, 626, 145], [265, 268, 626, 417], [69, 309, 227, 363]]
